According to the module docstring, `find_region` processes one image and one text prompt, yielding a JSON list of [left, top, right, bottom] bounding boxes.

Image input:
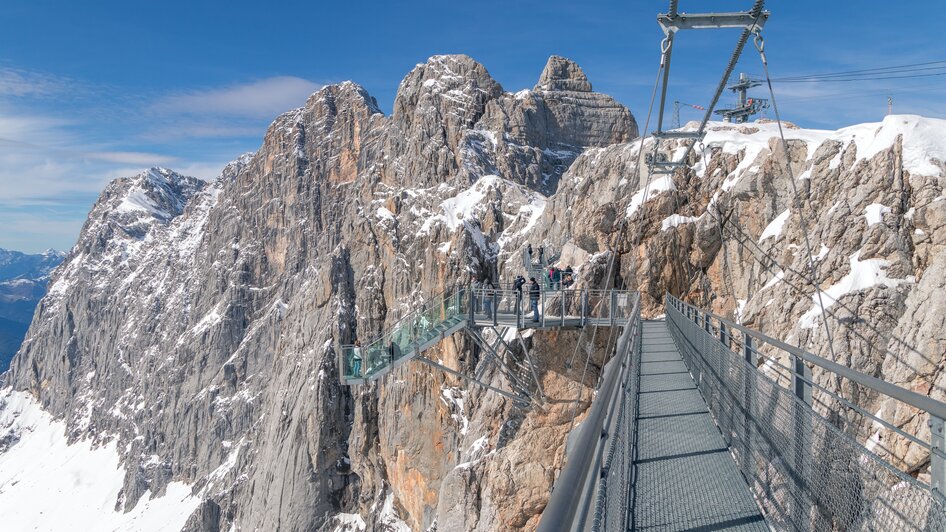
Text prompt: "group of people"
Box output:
[[547, 265, 574, 290], [526, 243, 545, 266], [474, 266, 578, 323], [349, 262, 579, 378]]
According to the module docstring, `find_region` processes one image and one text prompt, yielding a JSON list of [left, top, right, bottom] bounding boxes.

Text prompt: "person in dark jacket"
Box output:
[[563, 265, 574, 288], [529, 277, 541, 322], [513, 275, 526, 317]]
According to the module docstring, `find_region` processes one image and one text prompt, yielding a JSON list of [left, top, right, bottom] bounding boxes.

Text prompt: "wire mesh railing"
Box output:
[[666, 294, 946, 530]]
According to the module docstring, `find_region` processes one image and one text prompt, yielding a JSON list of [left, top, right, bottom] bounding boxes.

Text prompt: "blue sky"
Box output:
[[1, 0, 944, 253]]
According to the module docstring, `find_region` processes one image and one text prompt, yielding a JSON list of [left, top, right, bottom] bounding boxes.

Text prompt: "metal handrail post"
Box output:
[[468, 288, 475, 326], [931, 416, 946, 498], [512, 292, 522, 329], [610, 290, 617, 326], [492, 291, 498, 327], [541, 288, 546, 328], [581, 289, 588, 327], [720, 322, 729, 349], [792, 354, 812, 405], [561, 289, 566, 327]]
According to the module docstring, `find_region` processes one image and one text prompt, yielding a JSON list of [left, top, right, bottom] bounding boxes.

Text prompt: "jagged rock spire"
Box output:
[[535, 55, 592, 92]]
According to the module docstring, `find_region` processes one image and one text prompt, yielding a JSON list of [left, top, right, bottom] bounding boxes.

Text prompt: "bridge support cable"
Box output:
[[708, 214, 946, 491], [647, 1, 769, 304], [466, 328, 540, 406], [666, 295, 946, 528], [750, 31, 841, 368], [514, 331, 548, 405], [707, 198, 932, 372], [565, 29, 667, 431]]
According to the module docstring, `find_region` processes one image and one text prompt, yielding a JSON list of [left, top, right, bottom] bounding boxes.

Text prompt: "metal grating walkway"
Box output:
[[632, 320, 766, 531]]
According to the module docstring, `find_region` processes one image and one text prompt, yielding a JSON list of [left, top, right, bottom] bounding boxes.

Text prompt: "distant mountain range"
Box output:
[[0, 248, 65, 371]]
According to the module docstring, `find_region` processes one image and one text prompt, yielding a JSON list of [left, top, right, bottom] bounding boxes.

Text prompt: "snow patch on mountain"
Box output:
[[798, 250, 914, 329], [0, 389, 201, 531], [760, 209, 790, 241]]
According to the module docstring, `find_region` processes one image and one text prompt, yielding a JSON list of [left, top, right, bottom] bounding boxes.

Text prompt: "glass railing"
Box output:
[[341, 289, 467, 381]]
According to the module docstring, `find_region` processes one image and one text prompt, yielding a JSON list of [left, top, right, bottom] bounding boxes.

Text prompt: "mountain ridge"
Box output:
[[1, 53, 945, 531]]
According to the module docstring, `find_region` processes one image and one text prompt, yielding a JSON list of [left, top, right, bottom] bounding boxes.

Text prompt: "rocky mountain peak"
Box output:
[[535, 55, 592, 92], [105, 167, 204, 224], [71, 167, 204, 257], [396, 54, 503, 108]]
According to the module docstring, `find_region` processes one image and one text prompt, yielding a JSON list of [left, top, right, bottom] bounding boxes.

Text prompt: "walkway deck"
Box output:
[[632, 320, 765, 531]]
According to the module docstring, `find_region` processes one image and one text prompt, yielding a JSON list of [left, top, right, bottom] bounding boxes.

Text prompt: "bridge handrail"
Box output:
[[666, 294, 946, 519], [538, 292, 641, 532], [666, 294, 946, 422]]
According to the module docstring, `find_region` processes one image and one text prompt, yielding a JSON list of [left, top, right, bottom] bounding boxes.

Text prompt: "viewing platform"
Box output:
[[339, 287, 634, 385]]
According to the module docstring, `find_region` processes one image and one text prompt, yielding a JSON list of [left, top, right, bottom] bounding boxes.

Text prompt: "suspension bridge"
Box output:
[[338, 1, 946, 529]]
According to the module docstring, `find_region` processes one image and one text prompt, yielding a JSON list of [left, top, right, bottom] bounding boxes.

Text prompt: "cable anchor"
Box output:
[[753, 31, 768, 66], [659, 36, 672, 66]]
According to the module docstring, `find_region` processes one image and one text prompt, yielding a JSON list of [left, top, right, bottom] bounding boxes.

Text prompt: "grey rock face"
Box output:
[[2, 54, 637, 531]]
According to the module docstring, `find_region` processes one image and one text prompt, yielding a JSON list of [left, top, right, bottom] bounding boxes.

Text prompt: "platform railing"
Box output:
[[666, 293, 946, 530], [538, 293, 641, 532], [341, 287, 637, 385], [339, 288, 467, 382]]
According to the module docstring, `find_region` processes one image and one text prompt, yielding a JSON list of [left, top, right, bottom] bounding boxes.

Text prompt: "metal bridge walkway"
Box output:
[[633, 320, 765, 531]]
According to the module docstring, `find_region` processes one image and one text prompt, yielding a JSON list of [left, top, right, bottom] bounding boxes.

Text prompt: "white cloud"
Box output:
[[0, 69, 320, 251], [84, 151, 178, 165], [0, 67, 73, 98], [152, 76, 321, 119]]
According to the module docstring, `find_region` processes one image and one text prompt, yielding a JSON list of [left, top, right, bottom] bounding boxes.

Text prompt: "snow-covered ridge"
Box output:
[[623, 115, 946, 231]]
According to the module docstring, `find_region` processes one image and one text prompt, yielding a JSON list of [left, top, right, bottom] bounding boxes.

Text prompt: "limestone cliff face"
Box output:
[[4, 49, 944, 531], [3, 55, 636, 531]]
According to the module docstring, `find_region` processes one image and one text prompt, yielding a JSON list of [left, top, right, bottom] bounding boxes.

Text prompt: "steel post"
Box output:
[[931, 416, 946, 498], [792, 354, 812, 405], [560, 290, 565, 327], [468, 288, 475, 326], [611, 290, 617, 326], [581, 289, 588, 327], [492, 291, 498, 327]]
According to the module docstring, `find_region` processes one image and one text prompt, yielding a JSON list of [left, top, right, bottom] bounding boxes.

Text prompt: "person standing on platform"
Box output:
[[483, 279, 495, 319], [529, 277, 541, 322], [351, 340, 363, 378]]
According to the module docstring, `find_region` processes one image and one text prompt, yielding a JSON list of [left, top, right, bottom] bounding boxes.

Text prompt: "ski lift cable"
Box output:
[[772, 60, 946, 81]]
